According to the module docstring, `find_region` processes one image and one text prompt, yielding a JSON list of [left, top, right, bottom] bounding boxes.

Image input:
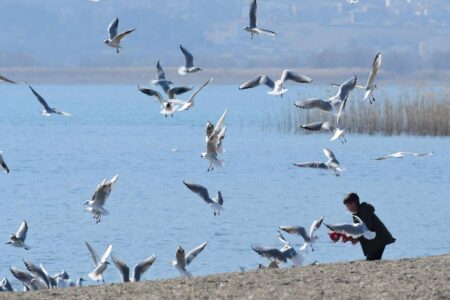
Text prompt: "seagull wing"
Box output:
[[16, 221, 28, 242], [183, 181, 213, 204], [293, 162, 328, 169], [185, 78, 213, 105], [294, 99, 333, 111], [100, 244, 113, 263], [251, 246, 287, 263], [309, 216, 324, 238], [23, 260, 49, 289], [366, 53, 381, 88], [108, 17, 119, 40], [0, 153, 10, 173], [180, 45, 194, 68], [0, 74, 16, 84], [133, 255, 156, 282], [281, 70, 312, 84], [325, 223, 363, 238], [214, 108, 228, 133], [300, 121, 325, 131], [10, 267, 34, 290], [239, 75, 274, 90], [111, 256, 130, 282], [156, 60, 165, 80], [84, 241, 100, 267], [279, 226, 309, 242], [323, 148, 339, 164], [28, 85, 52, 112], [138, 86, 165, 106], [185, 242, 207, 265], [112, 28, 135, 43], [249, 0, 257, 28], [334, 75, 357, 103]]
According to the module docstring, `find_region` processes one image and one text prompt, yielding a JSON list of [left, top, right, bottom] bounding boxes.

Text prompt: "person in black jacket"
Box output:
[[343, 193, 395, 260]]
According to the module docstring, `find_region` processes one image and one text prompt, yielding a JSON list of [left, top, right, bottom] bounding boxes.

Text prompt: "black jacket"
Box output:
[[353, 202, 395, 257]]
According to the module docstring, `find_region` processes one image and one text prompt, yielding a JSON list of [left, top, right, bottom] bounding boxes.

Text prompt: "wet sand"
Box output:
[[1, 255, 449, 300]]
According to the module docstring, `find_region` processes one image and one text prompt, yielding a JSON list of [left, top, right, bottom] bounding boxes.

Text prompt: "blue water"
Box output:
[[0, 84, 449, 288]]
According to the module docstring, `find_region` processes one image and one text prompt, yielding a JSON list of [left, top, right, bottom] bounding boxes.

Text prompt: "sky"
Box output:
[[0, 0, 449, 74]]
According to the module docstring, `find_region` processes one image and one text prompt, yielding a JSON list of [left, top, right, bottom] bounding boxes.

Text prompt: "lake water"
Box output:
[[0, 84, 448, 288]]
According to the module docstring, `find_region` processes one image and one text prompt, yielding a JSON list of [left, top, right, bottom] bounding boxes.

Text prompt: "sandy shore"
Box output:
[[1, 255, 449, 300]]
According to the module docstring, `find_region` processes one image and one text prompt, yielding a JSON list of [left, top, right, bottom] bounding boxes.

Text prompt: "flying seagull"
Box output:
[[170, 78, 213, 111], [373, 151, 433, 160], [104, 17, 135, 53], [112, 255, 156, 282], [183, 181, 223, 216], [84, 174, 118, 223], [294, 76, 357, 126], [293, 148, 342, 176], [0, 74, 17, 84], [279, 216, 324, 252], [5, 221, 30, 250], [178, 45, 202, 75], [151, 60, 173, 93], [138, 86, 187, 117], [325, 216, 376, 240], [202, 109, 227, 171], [300, 121, 346, 144], [356, 53, 381, 103], [85, 241, 112, 282], [244, 0, 277, 39], [172, 242, 208, 277], [28, 85, 71, 116], [239, 70, 312, 97], [0, 152, 10, 174]]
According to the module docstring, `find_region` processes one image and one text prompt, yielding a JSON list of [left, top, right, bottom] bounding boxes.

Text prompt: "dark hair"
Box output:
[[343, 193, 360, 205]]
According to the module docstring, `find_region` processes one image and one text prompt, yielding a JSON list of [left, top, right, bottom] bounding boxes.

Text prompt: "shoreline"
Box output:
[[2, 254, 449, 299]]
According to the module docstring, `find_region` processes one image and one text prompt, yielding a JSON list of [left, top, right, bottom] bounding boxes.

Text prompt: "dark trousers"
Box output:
[[366, 246, 385, 261]]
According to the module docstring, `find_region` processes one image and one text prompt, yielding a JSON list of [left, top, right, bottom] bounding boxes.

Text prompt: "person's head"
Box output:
[[343, 192, 360, 213]]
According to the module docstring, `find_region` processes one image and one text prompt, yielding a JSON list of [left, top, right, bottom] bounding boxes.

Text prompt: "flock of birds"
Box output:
[[0, 0, 435, 293]]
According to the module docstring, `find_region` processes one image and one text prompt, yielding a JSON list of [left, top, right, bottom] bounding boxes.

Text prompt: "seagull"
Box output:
[[244, 0, 277, 39], [151, 60, 173, 93], [0, 277, 14, 292], [294, 75, 357, 126], [28, 85, 71, 116], [300, 121, 346, 144], [279, 216, 324, 252], [84, 174, 118, 223], [138, 86, 188, 117], [85, 241, 112, 283], [325, 216, 376, 240], [104, 18, 135, 53], [276, 232, 305, 267], [178, 45, 202, 75], [0, 74, 17, 84], [183, 181, 223, 216], [112, 255, 157, 282], [0, 152, 10, 173], [239, 70, 312, 97], [252, 233, 304, 268], [373, 151, 433, 160], [293, 148, 342, 176], [202, 109, 227, 171], [170, 78, 213, 111], [347, 0, 359, 4], [23, 260, 55, 289], [6, 221, 30, 250], [56, 277, 85, 288], [10, 266, 45, 291], [172, 242, 208, 277], [356, 53, 381, 103]]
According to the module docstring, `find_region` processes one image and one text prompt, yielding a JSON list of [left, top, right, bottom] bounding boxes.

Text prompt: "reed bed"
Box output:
[[269, 89, 450, 136]]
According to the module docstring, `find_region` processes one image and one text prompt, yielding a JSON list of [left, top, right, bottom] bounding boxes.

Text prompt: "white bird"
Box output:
[[23, 260, 61, 289], [356, 53, 381, 103], [84, 174, 118, 223], [172, 242, 207, 277], [104, 18, 135, 53], [5, 221, 30, 250], [138, 86, 192, 117], [85, 241, 112, 283], [239, 70, 312, 97], [325, 216, 376, 240], [252, 234, 303, 268], [170, 78, 213, 111], [244, 0, 277, 39], [28, 85, 71, 116], [300, 121, 346, 144], [178, 45, 202, 75], [294, 76, 357, 126], [150, 61, 193, 96], [0, 152, 10, 174], [373, 151, 433, 160], [10, 267, 44, 291], [279, 216, 324, 252], [112, 255, 156, 282], [202, 109, 227, 171], [183, 181, 223, 216], [277, 231, 305, 267], [347, 0, 359, 4], [293, 148, 342, 176], [0, 277, 14, 292]]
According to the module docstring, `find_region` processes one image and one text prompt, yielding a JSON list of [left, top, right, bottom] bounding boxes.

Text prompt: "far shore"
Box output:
[[1, 254, 449, 299]]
